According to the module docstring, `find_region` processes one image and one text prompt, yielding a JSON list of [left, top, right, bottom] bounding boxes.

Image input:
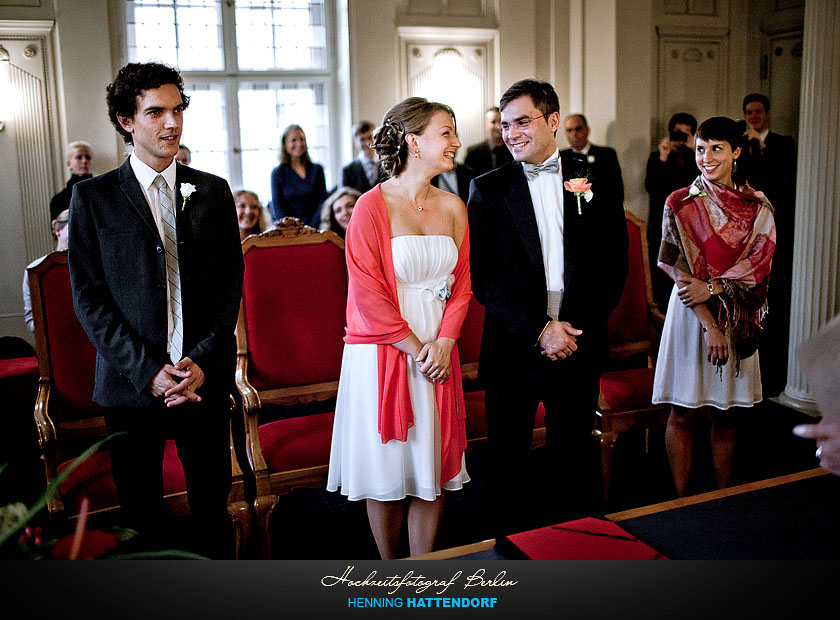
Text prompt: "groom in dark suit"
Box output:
[[468, 79, 627, 533], [69, 62, 244, 556]]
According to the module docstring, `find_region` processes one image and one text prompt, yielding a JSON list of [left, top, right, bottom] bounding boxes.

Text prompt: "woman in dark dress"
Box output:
[[269, 124, 327, 227]]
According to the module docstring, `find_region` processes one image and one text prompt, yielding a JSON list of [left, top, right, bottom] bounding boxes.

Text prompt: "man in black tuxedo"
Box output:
[[464, 107, 513, 177], [737, 93, 797, 398], [68, 62, 244, 557], [468, 80, 627, 533], [341, 120, 386, 193], [560, 114, 624, 213]]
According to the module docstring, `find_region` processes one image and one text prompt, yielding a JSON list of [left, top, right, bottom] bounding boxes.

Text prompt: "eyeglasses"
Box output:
[[500, 114, 549, 133]]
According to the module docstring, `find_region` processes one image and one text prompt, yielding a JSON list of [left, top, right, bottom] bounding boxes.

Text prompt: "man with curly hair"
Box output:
[[68, 62, 244, 557]]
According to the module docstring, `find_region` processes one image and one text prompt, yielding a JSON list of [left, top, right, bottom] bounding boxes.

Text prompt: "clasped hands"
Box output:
[[539, 320, 583, 361], [416, 337, 455, 384], [149, 356, 205, 407]]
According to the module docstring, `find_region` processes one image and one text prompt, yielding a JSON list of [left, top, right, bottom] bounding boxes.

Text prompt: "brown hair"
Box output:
[[372, 97, 456, 178], [279, 124, 312, 167]]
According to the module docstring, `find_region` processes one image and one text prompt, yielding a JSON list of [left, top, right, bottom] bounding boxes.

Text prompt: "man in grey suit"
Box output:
[[69, 62, 244, 557]]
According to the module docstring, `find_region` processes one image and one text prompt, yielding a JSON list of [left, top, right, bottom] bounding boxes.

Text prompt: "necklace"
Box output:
[[394, 178, 431, 211]]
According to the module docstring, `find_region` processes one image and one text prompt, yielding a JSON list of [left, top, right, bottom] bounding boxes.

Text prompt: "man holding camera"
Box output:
[[644, 112, 699, 312]]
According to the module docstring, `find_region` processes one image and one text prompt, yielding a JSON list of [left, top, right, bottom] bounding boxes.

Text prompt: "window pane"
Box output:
[[182, 82, 230, 182], [127, 0, 224, 71], [238, 81, 329, 206], [235, 0, 327, 70]]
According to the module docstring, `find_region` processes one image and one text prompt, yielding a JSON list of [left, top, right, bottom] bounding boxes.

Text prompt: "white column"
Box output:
[[778, 0, 840, 413]]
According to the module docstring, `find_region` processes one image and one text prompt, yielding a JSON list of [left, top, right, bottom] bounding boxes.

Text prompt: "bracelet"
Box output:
[[702, 323, 720, 333], [707, 282, 716, 296]]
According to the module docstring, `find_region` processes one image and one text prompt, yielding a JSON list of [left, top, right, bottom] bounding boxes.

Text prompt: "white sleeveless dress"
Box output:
[[327, 235, 470, 501], [652, 283, 763, 410]]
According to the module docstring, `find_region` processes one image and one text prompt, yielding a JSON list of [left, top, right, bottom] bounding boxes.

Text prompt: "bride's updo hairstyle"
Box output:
[[373, 97, 456, 178]]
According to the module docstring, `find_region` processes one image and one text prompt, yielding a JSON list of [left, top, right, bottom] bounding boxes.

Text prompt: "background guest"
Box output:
[[270, 124, 327, 227], [645, 112, 700, 312], [560, 113, 625, 216], [341, 121, 385, 193], [23, 209, 70, 333], [176, 144, 191, 166], [50, 141, 93, 222], [235, 189, 272, 241], [464, 106, 512, 176], [317, 186, 360, 239], [737, 93, 797, 398]]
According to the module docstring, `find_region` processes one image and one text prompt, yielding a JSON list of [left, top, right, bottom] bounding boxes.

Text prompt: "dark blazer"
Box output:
[[432, 163, 476, 204], [68, 158, 244, 408], [560, 144, 625, 209], [467, 161, 628, 381], [341, 159, 386, 194], [464, 141, 513, 177]]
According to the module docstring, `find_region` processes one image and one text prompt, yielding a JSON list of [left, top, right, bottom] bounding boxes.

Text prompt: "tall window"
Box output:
[[124, 0, 335, 206]]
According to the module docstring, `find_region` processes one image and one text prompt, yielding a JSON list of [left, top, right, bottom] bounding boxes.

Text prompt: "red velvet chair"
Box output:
[[28, 251, 251, 556], [235, 218, 347, 558], [457, 297, 546, 449], [593, 211, 670, 502]]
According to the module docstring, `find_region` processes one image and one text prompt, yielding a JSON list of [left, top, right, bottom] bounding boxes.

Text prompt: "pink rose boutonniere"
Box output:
[[564, 177, 593, 215]]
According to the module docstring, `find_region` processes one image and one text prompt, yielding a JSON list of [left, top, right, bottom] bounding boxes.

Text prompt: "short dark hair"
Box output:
[[178, 144, 191, 153], [106, 62, 190, 145], [485, 106, 500, 114], [500, 79, 560, 118], [696, 116, 744, 152], [353, 121, 375, 137], [742, 93, 770, 114], [668, 112, 697, 134], [565, 113, 588, 127]]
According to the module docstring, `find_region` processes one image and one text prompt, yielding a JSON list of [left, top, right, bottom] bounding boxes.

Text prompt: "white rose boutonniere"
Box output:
[[180, 183, 197, 211], [681, 184, 706, 202], [587, 154, 595, 164]]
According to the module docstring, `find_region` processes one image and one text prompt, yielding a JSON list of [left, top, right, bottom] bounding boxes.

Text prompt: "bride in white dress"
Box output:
[[327, 97, 472, 559]]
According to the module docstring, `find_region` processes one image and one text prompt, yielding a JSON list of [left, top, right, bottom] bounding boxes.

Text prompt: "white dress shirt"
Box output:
[[525, 149, 565, 319], [129, 153, 179, 356]]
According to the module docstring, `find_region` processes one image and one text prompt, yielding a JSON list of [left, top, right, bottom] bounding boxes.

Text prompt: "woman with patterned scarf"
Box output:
[[652, 116, 776, 497]]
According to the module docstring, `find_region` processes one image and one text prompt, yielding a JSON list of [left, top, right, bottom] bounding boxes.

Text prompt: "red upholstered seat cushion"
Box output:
[[50, 530, 120, 560], [463, 390, 545, 440], [457, 297, 484, 365], [242, 243, 347, 390], [57, 440, 186, 513], [39, 262, 101, 419], [258, 412, 335, 472], [607, 218, 649, 345], [599, 368, 657, 411], [0, 356, 38, 380]]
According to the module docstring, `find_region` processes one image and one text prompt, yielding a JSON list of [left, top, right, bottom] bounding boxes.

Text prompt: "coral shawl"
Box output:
[[343, 185, 471, 485]]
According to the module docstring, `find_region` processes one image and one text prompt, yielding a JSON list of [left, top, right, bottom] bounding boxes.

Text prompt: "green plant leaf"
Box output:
[[0, 432, 126, 549]]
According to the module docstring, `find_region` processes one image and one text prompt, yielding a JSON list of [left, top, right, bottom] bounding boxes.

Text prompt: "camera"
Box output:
[[669, 131, 689, 142]]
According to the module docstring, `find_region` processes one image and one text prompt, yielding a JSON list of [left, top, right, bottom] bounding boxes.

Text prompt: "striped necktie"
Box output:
[[153, 174, 184, 364]]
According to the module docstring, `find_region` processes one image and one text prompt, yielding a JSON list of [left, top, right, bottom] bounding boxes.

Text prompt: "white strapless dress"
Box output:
[[326, 235, 470, 501]]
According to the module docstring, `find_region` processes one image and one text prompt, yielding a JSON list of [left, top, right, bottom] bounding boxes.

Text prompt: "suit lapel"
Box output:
[[118, 158, 161, 240], [562, 169, 584, 293], [501, 164, 546, 278]]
